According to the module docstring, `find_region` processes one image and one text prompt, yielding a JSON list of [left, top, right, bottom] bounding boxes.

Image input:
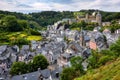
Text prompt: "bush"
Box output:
[[61, 67, 80, 80], [98, 55, 112, 66], [10, 54, 49, 75], [11, 37, 30, 46], [2, 15, 23, 32], [100, 50, 114, 56], [70, 56, 84, 73], [0, 35, 9, 42], [110, 39, 120, 57], [32, 54, 49, 71], [30, 29, 41, 35], [10, 62, 28, 76], [88, 50, 102, 69]]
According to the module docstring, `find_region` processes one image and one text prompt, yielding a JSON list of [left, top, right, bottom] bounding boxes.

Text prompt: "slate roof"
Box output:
[[7, 47, 17, 55], [28, 52, 35, 57], [11, 69, 51, 80], [12, 45, 19, 52], [69, 42, 83, 52], [21, 45, 29, 50], [51, 67, 63, 80], [19, 50, 28, 55], [35, 49, 42, 54], [103, 28, 111, 34], [87, 31, 103, 39], [84, 35, 90, 42], [52, 49, 61, 60], [107, 34, 120, 44], [40, 69, 50, 78], [61, 53, 75, 59], [0, 45, 7, 55], [0, 52, 10, 61], [82, 48, 91, 58]]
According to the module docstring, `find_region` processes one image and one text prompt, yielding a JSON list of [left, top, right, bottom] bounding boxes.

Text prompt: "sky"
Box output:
[[0, 0, 120, 13]]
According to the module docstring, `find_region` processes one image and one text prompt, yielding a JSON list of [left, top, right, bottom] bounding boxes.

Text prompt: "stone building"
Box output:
[[77, 11, 102, 26]]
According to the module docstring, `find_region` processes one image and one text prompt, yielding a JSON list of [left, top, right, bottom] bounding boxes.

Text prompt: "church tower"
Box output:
[[96, 12, 102, 26], [80, 27, 85, 47], [85, 13, 89, 20]]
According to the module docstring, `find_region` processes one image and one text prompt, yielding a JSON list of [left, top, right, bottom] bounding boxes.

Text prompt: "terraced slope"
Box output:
[[75, 58, 120, 80]]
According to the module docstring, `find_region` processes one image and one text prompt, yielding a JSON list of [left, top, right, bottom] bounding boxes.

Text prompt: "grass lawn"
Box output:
[[7, 32, 42, 41], [19, 33, 27, 37], [7, 32, 21, 37], [71, 27, 81, 31], [0, 42, 10, 45], [0, 31, 42, 45], [27, 36, 42, 41]]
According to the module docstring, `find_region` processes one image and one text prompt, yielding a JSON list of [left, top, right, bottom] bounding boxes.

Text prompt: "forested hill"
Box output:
[[29, 11, 74, 26], [0, 10, 120, 27], [0, 10, 74, 27], [29, 10, 120, 26]]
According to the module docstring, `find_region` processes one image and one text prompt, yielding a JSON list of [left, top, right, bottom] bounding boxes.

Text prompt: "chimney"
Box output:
[[38, 68, 43, 80], [38, 68, 41, 73]]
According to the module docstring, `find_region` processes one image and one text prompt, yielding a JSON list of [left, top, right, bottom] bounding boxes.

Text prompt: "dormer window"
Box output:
[[38, 74, 43, 80], [56, 72, 59, 78], [23, 75, 27, 80]]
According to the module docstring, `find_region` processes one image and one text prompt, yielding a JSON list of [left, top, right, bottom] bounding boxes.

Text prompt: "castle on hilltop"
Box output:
[[77, 11, 102, 26]]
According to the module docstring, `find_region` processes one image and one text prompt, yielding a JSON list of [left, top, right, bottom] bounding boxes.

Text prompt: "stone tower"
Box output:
[[96, 12, 102, 26], [85, 13, 89, 20], [80, 27, 85, 47]]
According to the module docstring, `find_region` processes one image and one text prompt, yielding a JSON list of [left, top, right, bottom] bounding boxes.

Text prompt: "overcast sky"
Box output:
[[0, 0, 120, 13]]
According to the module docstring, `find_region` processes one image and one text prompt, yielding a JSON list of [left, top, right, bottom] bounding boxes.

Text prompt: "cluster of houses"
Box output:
[[0, 18, 120, 80]]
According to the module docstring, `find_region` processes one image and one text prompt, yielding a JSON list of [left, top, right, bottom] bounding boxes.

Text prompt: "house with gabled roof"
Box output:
[[11, 68, 51, 80], [57, 53, 76, 67], [65, 41, 83, 54], [21, 45, 30, 51], [88, 31, 107, 50], [11, 67, 63, 80], [115, 29, 120, 34]]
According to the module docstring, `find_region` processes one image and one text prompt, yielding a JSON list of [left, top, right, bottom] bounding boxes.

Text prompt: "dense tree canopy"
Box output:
[[70, 56, 84, 73], [69, 21, 97, 31], [30, 11, 74, 26], [61, 56, 84, 80], [10, 54, 49, 76], [60, 67, 80, 80], [2, 15, 23, 32], [88, 38, 120, 69], [10, 62, 28, 76], [32, 54, 49, 71], [11, 37, 30, 46], [110, 39, 120, 57], [0, 10, 120, 28], [18, 20, 28, 29]]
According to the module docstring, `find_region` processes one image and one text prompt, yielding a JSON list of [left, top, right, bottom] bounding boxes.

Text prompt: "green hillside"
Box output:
[[75, 58, 120, 80], [0, 10, 120, 27]]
